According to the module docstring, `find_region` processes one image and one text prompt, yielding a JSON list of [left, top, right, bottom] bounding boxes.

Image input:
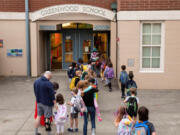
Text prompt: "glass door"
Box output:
[[79, 29, 93, 63], [93, 33, 109, 59], [64, 39, 73, 63], [62, 29, 76, 69], [50, 33, 62, 69], [82, 40, 91, 63]]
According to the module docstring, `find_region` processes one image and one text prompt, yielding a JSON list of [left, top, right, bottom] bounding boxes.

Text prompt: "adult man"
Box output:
[[34, 71, 56, 135]]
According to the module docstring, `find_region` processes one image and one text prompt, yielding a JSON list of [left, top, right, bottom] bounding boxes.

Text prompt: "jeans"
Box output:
[[107, 78, 112, 89], [83, 107, 96, 135], [121, 84, 126, 97]]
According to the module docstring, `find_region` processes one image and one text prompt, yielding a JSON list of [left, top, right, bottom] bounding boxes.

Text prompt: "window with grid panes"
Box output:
[[141, 23, 163, 72]]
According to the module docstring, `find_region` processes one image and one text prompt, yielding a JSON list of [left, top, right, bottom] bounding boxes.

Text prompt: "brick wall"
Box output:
[[0, 0, 25, 12], [1, 0, 180, 12], [29, 0, 116, 11], [118, 0, 180, 11], [0, 0, 116, 12]]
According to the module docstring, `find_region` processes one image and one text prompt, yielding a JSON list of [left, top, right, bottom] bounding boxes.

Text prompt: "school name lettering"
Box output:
[[40, 5, 106, 17]]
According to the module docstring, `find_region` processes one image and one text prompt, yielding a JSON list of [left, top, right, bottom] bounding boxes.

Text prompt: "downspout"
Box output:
[[25, 0, 31, 77], [111, 2, 118, 78], [115, 12, 118, 78]]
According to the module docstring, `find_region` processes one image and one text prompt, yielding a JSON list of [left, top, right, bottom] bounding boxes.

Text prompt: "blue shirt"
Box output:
[[34, 76, 55, 107]]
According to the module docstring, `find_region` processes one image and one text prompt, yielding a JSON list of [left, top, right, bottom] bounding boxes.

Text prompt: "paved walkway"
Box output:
[[0, 72, 180, 135]]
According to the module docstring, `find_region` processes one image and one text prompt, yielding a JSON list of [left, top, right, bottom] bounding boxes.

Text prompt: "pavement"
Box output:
[[0, 71, 180, 135]]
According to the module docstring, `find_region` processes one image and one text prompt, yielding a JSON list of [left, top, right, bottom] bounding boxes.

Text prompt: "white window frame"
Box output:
[[140, 21, 165, 73]]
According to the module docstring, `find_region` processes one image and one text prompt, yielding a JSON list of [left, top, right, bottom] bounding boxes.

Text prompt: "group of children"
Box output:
[[114, 65, 156, 135], [52, 58, 106, 135], [36, 57, 155, 135]]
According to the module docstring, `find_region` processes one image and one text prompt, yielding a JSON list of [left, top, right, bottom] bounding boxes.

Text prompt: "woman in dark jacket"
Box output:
[[77, 80, 98, 135]]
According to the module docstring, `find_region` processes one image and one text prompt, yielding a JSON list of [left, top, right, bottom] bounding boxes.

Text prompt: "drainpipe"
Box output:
[[111, 2, 118, 78], [25, 0, 31, 77]]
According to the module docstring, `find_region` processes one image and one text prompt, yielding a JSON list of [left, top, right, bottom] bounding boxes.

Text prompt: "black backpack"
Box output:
[[127, 97, 138, 117]]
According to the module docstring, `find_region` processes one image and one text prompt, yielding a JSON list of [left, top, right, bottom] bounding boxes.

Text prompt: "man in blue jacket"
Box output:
[[34, 71, 56, 135]]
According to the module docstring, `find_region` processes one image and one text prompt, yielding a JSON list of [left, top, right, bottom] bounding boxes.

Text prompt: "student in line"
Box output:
[[119, 65, 128, 98]]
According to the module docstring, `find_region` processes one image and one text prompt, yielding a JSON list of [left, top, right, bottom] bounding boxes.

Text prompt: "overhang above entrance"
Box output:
[[31, 4, 116, 21]]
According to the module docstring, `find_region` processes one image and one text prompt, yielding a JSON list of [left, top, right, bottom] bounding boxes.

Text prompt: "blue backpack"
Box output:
[[132, 121, 150, 135], [120, 71, 128, 84]]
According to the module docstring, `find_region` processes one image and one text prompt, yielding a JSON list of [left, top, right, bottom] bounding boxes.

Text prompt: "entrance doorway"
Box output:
[[50, 33, 63, 69], [49, 23, 110, 70]]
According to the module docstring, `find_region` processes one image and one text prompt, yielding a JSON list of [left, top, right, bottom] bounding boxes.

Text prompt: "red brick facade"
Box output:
[[1, 0, 180, 12], [0, 0, 25, 12], [29, 0, 116, 11], [0, 0, 116, 12], [118, 0, 180, 11]]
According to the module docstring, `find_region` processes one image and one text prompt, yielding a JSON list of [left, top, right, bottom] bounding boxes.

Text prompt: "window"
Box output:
[[140, 22, 164, 72]]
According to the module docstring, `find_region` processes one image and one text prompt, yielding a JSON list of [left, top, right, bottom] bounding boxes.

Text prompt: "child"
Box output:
[[69, 70, 82, 90], [119, 65, 128, 98], [104, 62, 114, 92], [87, 60, 92, 70], [77, 58, 84, 71], [100, 56, 106, 81], [83, 78, 102, 122], [114, 106, 134, 135], [54, 93, 67, 135], [124, 88, 139, 120], [53, 82, 59, 95], [79, 80, 98, 135], [88, 69, 98, 87], [133, 106, 156, 135], [126, 71, 137, 96], [67, 62, 76, 82], [67, 88, 83, 132]]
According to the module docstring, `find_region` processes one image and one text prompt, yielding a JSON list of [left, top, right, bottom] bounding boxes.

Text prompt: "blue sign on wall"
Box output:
[[7, 49, 23, 57]]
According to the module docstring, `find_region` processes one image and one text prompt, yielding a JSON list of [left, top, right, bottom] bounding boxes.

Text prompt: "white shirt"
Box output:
[[70, 95, 82, 113], [124, 96, 139, 104]]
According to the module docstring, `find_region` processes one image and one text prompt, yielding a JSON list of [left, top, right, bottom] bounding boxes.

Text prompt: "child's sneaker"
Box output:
[[74, 128, 79, 132], [98, 116, 102, 122], [67, 128, 73, 132], [92, 128, 96, 135]]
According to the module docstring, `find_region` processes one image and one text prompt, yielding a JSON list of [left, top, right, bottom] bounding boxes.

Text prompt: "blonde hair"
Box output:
[[76, 80, 89, 90], [76, 80, 84, 89], [76, 70, 82, 76]]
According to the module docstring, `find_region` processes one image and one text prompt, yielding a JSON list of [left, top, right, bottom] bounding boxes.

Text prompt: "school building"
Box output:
[[0, 0, 180, 90]]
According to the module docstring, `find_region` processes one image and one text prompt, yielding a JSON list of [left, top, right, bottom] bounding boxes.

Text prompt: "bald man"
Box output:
[[34, 71, 56, 135]]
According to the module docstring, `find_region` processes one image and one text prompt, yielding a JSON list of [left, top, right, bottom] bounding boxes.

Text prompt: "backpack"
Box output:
[[131, 121, 150, 135], [127, 80, 137, 89], [117, 115, 133, 135], [127, 80, 137, 96], [69, 77, 79, 90], [73, 96, 81, 113], [81, 71, 88, 80], [67, 67, 75, 79], [120, 71, 128, 85], [107, 68, 114, 79], [55, 104, 68, 123], [127, 97, 138, 117]]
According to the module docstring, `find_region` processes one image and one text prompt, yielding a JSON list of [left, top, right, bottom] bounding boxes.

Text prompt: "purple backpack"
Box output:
[[107, 68, 114, 79]]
